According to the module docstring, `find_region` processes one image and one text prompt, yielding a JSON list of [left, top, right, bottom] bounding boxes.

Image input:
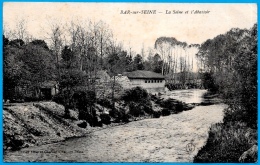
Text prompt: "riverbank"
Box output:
[[4, 89, 230, 162], [3, 90, 194, 153], [4, 103, 227, 162], [193, 92, 257, 162], [3, 101, 151, 152]]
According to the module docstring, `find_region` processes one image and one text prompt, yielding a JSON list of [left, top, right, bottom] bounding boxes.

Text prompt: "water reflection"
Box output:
[[162, 89, 208, 104]]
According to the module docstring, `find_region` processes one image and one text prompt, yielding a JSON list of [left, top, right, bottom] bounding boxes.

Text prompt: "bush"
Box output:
[[122, 87, 154, 117], [100, 114, 111, 125], [121, 113, 131, 123], [160, 98, 184, 113], [129, 102, 145, 117], [202, 72, 219, 92], [121, 86, 150, 103], [97, 98, 113, 109], [194, 122, 257, 163], [224, 103, 257, 129], [161, 108, 170, 116], [153, 111, 161, 118], [78, 109, 88, 121], [4, 134, 24, 151], [71, 90, 97, 121], [52, 92, 64, 105], [109, 107, 131, 123], [175, 102, 184, 113]]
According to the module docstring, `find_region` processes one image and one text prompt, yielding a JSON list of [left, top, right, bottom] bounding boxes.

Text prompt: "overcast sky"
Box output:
[[3, 3, 257, 54]]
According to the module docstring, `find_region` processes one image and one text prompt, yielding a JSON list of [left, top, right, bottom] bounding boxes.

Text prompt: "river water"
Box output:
[[4, 89, 227, 162]]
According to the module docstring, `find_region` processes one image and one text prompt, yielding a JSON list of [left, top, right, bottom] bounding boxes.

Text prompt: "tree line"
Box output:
[[196, 24, 257, 128], [4, 19, 204, 104]]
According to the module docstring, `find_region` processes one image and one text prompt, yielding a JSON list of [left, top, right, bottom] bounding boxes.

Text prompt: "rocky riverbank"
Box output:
[[3, 92, 195, 153], [4, 103, 227, 162]]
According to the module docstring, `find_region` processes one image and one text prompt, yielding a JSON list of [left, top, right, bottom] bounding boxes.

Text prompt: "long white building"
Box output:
[[122, 70, 166, 93]]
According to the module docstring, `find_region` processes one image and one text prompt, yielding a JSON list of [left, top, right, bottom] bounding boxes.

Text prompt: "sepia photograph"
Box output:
[[3, 2, 257, 162]]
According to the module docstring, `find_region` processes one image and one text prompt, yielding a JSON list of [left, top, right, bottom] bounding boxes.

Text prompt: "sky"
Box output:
[[3, 3, 257, 55]]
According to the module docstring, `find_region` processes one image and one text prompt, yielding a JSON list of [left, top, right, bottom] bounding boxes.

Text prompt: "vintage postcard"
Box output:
[[3, 2, 257, 162]]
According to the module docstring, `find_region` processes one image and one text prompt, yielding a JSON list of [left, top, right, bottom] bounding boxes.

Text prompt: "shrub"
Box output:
[[100, 114, 111, 125], [121, 113, 131, 123], [153, 111, 161, 118], [175, 102, 184, 113], [78, 109, 88, 121], [52, 92, 64, 105], [71, 90, 97, 121], [160, 98, 184, 113], [121, 86, 150, 103], [143, 101, 153, 114], [122, 87, 154, 116], [97, 98, 113, 109], [194, 122, 257, 163], [4, 134, 24, 151], [202, 72, 219, 92], [161, 108, 170, 116], [129, 102, 145, 117]]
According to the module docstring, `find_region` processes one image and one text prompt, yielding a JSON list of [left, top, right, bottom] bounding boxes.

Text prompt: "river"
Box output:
[[4, 89, 227, 162]]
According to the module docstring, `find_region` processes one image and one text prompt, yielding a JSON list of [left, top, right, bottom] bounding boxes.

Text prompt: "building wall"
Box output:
[[115, 76, 132, 89], [129, 79, 165, 93]]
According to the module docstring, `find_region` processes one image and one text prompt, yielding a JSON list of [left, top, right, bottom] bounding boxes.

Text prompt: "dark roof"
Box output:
[[123, 70, 165, 79]]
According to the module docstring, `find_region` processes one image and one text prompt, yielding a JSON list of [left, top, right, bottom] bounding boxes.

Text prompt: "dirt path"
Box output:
[[4, 104, 227, 162]]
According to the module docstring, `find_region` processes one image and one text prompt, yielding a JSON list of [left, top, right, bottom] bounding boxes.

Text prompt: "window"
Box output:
[[145, 80, 147, 83], [148, 80, 150, 83]]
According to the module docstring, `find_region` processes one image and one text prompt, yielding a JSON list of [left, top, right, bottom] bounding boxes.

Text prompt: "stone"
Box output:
[[77, 121, 87, 128], [239, 144, 257, 162]]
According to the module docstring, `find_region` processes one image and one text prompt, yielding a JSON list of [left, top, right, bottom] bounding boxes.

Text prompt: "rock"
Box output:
[[183, 104, 195, 111], [23, 143, 30, 148], [239, 144, 257, 162], [77, 121, 87, 128], [199, 101, 214, 106], [10, 135, 24, 151]]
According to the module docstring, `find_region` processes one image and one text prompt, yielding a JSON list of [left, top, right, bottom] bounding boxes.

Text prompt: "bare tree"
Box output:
[[47, 22, 64, 82]]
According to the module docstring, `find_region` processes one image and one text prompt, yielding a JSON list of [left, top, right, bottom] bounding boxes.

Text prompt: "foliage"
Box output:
[[201, 72, 219, 92], [160, 98, 184, 113], [100, 114, 111, 125], [194, 122, 257, 163], [196, 24, 257, 128], [97, 98, 113, 109], [3, 38, 56, 101], [133, 54, 144, 70], [121, 87, 153, 117], [194, 24, 257, 162], [161, 108, 170, 116], [52, 92, 65, 105], [128, 101, 146, 117], [121, 86, 149, 103], [71, 90, 97, 122], [152, 111, 161, 118]]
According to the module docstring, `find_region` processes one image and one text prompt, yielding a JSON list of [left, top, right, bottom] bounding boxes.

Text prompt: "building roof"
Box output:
[[123, 70, 165, 79]]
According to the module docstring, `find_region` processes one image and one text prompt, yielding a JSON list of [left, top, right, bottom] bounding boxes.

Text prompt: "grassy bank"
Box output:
[[193, 91, 257, 162], [194, 121, 257, 162]]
